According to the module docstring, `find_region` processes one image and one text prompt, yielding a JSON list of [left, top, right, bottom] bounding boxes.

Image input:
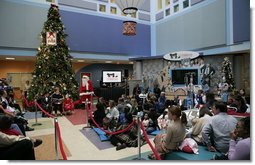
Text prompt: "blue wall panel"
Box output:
[[233, 0, 250, 43], [155, 0, 226, 55], [60, 10, 151, 56]]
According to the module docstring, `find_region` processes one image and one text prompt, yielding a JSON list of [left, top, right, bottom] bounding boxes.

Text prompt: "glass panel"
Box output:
[[165, 0, 170, 6], [158, 0, 162, 10], [111, 7, 117, 14], [174, 4, 179, 12], [99, 4, 106, 12], [183, 0, 189, 8], [165, 8, 170, 16], [131, 13, 136, 18]]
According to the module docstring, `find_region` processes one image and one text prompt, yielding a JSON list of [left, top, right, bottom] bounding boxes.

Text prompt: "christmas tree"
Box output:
[[221, 57, 235, 91], [28, 4, 79, 100]]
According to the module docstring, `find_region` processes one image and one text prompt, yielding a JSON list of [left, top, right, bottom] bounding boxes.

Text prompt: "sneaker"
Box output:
[[33, 139, 43, 147], [26, 126, 34, 131], [116, 144, 127, 151], [148, 154, 156, 160]]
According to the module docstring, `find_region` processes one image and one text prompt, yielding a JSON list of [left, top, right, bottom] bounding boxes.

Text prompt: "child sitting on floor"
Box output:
[[142, 113, 156, 134], [63, 94, 74, 115]]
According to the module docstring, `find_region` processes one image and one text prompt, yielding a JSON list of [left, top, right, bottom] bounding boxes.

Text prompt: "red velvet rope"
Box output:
[[34, 102, 55, 118], [24, 99, 66, 160], [87, 106, 136, 135], [55, 122, 67, 160], [139, 121, 161, 160], [23, 96, 35, 107]]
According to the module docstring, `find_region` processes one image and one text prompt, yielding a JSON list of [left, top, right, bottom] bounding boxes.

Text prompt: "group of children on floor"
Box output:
[[87, 84, 250, 160]]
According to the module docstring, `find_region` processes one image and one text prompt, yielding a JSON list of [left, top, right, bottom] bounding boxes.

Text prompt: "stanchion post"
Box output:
[[82, 93, 93, 129], [54, 117, 59, 160], [137, 115, 141, 159], [133, 114, 145, 160], [32, 100, 42, 126]]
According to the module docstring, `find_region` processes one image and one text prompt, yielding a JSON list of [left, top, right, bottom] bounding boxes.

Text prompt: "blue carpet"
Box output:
[[24, 111, 42, 120], [80, 128, 114, 150], [164, 145, 219, 160], [121, 145, 219, 160]]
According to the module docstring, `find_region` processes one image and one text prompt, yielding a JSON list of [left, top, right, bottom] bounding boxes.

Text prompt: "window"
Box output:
[[183, 0, 189, 8], [165, 8, 170, 16], [174, 4, 179, 13], [99, 4, 106, 12], [165, 0, 170, 6], [110, 7, 117, 14], [158, 0, 162, 10], [131, 13, 136, 18]]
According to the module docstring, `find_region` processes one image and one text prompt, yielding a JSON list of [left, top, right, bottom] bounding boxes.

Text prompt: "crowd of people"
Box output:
[[0, 76, 251, 160], [84, 79, 250, 161], [0, 79, 42, 160], [129, 82, 250, 160]]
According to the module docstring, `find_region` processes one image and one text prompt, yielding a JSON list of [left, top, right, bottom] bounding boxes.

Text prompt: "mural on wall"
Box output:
[[140, 54, 235, 96]]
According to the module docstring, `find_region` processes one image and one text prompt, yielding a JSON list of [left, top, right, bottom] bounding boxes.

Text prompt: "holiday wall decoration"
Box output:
[[221, 57, 235, 91], [46, 32, 57, 46], [27, 4, 79, 100]]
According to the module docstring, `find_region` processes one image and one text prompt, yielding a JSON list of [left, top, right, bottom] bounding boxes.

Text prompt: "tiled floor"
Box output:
[[26, 115, 154, 160]]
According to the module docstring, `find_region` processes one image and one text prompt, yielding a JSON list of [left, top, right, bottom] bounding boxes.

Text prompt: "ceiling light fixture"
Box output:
[[5, 57, 15, 60], [105, 61, 113, 63], [115, 0, 145, 36]]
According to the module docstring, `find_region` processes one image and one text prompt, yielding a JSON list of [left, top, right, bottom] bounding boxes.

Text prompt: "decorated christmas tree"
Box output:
[[221, 57, 235, 91], [28, 4, 79, 100]]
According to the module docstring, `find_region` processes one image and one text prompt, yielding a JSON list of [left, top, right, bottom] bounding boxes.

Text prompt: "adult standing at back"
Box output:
[[24, 80, 30, 94], [132, 84, 141, 102], [202, 101, 237, 154]]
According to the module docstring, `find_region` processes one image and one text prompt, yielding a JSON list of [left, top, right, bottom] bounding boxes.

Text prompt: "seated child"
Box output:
[[63, 94, 74, 115], [142, 113, 156, 134]]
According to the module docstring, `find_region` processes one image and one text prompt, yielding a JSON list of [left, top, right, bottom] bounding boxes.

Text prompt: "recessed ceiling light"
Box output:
[[105, 61, 112, 63], [5, 57, 15, 60], [77, 60, 85, 62]]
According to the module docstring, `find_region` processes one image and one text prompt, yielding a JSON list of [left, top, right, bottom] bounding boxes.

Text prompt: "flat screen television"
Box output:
[[102, 70, 122, 83], [170, 68, 200, 85]]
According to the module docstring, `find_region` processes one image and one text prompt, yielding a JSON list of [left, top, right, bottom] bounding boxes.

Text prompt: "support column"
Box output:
[[134, 61, 142, 80]]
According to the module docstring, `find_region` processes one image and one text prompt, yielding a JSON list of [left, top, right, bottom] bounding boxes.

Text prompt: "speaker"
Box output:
[[124, 69, 129, 78]]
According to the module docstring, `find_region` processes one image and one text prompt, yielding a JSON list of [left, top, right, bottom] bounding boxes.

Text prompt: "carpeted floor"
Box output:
[[80, 128, 114, 150], [65, 109, 88, 125], [33, 134, 72, 160]]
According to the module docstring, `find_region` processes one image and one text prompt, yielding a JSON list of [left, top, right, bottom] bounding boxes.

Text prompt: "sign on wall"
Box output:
[[163, 51, 200, 61]]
